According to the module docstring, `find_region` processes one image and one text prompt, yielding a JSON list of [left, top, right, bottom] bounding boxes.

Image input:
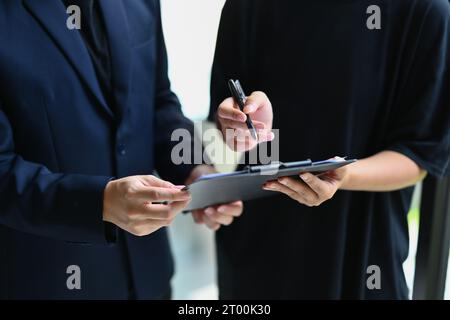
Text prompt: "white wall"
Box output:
[[161, 0, 226, 300], [161, 0, 226, 120]]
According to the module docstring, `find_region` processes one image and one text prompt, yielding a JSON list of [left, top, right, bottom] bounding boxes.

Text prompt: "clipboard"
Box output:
[[183, 158, 357, 211]]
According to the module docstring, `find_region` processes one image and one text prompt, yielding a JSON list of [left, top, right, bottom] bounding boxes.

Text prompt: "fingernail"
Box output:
[[236, 114, 246, 122], [244, 104, 256, 113], [300, 174, 309, 182], [217, 206, 226, 213], [205, 208, 214, 216], [260, 132, 275, 142], [173, 185, 186, 189]]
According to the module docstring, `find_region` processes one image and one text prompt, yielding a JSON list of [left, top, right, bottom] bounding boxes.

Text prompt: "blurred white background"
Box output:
[[162, 0, 226, 121], [160, 0, 449, 300], [161, 0, 226, 300]]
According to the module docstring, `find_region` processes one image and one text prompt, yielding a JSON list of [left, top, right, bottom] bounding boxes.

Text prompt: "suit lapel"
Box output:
[[98, 0, 132, 120], [23, 0, 114, 119]]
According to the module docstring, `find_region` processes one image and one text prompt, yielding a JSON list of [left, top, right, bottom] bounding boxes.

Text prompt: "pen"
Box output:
[[228, 79, 258, 141]]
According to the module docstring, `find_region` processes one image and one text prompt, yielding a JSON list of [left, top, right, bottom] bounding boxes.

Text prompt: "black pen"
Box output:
[[228, 79, 258, 141]]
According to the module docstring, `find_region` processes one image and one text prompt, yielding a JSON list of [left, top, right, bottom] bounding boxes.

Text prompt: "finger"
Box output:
[[223, 129, 257, 152], [139, 175, 176, 189], [203, 213, 222, 231], [264, 181, 315, 206], [263, 181, 300, 200], [264, 181, 320, 207], [205, 207, 234, 226], [235, 130, 252, 142], [249, 120, 266, 130], [221, 97, 240, 110], [216, 201, 243, 217], [222, 121, 266, 139], [234, 123, 267, 142], [278, 177, 319, 203], [243, 91, 270, 114], [232, 140, 256, 153], [299, 173, 331, 196], [218, 98, 247, 122], [192, 210, 205, 224], [168, 199, 191, 215], [131, 201, 188, 221], [221, 119, 250, 132], [234, 128, 258, 143], [129, 203, 173, 221], [256, 129, 275, 143], [224, 128, 250, 147], [225, 131, 254, 151], [136, 187, 191, 202]]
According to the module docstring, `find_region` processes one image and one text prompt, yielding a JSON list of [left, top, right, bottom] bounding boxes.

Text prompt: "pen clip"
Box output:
[[228, 79, 246, 106], [244, 160, 313, 174]]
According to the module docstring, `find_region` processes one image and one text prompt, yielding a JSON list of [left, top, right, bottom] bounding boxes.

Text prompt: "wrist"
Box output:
[[102, 179, 118, 243], [102, 180, 115, 222], [339, 162, 359, 191]]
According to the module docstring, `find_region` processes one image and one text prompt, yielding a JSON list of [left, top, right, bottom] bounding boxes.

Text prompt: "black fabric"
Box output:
[[63, 0, 114, 111], [210, 0, 450, 299], [156, 287, 172, 300], [0, 0, 189, 299]]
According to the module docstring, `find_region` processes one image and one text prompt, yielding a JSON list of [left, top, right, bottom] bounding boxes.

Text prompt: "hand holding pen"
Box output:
[[217, 80, 274, 152]]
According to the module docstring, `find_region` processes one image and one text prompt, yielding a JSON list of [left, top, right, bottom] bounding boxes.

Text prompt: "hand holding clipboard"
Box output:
[[184, 158, 356, 211]]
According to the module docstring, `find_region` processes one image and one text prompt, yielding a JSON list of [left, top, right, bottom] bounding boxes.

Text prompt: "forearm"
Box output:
[[0, 156, 113, 243], [340, 151, 427, 192]]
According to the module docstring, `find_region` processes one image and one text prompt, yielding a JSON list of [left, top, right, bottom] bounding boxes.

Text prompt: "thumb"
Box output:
[[243, 91, 270, 114]]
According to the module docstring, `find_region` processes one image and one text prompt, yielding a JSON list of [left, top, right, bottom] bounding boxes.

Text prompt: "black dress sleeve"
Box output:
[[209, 0, 253, 122], [386, 0, 450, 178]]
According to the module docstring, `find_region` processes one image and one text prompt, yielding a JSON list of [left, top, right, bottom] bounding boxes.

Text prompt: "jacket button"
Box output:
[[117, 144, 126, 156]]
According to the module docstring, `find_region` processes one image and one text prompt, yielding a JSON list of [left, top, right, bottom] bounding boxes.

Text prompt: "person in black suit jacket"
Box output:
[[0, 0, 273, 299]]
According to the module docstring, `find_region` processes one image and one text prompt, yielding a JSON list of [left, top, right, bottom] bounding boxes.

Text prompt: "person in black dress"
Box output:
[[201, 0, 450, 299]]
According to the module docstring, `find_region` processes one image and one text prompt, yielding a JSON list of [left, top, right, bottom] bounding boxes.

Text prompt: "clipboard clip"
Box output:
[[244, 160, 313, 175]]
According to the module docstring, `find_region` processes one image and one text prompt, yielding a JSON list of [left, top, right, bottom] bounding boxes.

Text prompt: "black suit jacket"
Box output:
[[0, 0, 195, 299]]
